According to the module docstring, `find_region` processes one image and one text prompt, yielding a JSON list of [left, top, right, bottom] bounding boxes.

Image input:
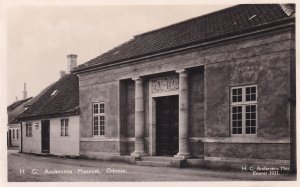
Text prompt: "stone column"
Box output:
[[131, 77, 146, 157], [175, 69, 191, 159]]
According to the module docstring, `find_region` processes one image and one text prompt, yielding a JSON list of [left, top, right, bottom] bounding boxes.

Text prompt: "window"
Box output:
[[25, 122, 32, 137], [16, 129, 19, 140], [61, 118, 69, 136], [231, 85, 257, 135], [12, 129, 15, 140], [93, 102, 105, 136]]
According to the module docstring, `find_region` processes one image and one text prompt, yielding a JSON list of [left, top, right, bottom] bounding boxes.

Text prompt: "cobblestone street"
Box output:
[[7, 150, 295, 182]]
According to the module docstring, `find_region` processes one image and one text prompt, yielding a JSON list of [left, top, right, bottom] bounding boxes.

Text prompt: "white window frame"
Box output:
[[230, 84, 258, 136], [25, 122, 32, 137], [92, 102, 105, 137], [61, 118, 69, 136]]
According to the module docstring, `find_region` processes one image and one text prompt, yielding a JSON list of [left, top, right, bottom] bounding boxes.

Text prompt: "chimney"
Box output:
[[15, 96, 18, 101], [60, 70, 66, 78], [67, 54, 77, 73], [23, 83, 27, 99]]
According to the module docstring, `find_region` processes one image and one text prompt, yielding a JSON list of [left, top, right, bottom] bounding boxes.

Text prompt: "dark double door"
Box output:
[[41, 120, 50, 153], [156, 95, 179, 156]]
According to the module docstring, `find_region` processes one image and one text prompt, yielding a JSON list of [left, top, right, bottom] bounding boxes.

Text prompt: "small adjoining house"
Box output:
[[7, 84, 32, 148], [72, 4, 296, 170], [17, 55, 80, 156]]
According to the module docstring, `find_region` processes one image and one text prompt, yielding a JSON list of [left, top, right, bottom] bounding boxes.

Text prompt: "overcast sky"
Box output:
[[6, 4, 233, 105]]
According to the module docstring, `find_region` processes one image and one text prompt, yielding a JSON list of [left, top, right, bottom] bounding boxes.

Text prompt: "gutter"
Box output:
[[72, 17, 295, 74]]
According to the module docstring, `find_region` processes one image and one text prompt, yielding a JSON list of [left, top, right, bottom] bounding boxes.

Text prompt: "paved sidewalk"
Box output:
[[7, 150, 296, 182]]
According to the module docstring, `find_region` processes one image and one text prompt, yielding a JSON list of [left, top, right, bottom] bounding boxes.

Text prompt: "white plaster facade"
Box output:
[[21, 115, 80, 156]]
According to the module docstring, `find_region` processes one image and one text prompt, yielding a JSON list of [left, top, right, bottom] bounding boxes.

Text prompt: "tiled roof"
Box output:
[[7, 98, 31, 112], [7, 97, 32, 124], [18, 74, 79, 120], [73, 4, 295, 72]]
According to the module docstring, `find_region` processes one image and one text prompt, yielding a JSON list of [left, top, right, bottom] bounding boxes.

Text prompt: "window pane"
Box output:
[[238, 88, 242, 95], [93, 104, 98, 114], [238, 106, 242, 113], [251, 127, 256, 134], [233, 89, 237, 95], [246, 87, 250, 94], [237, 95, 242, 102], [246, 95, 250, 101], [232, 114, 237, 120], [251, 87, 256, 93], [251, 105, 256, 111], [232, 128, 237, 134], [65, 124, 69, 136], [238, 128, 242, 134], [238, 113, 242, 120], [246, 127, 250, 134], [233, 96, 237, 102], [246, 106, 250, 112], [251, 94, 256, 101], [238, 121, 242, 127], [100, 103, 105, 113], [232, 107, 237, 113], [246, 120, 250, 127], [246, 113, 250, 119]]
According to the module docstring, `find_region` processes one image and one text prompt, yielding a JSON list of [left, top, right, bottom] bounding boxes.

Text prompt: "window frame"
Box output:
[[60, 118, 69, 136], [92, 102, 105, 137], [230, 84, 258, 136], [25, 122, 33, 137]]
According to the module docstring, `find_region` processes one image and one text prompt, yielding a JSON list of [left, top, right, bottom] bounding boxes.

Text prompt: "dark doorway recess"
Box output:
[[41, 120, 50, 153], [156, 95, 179, 156]]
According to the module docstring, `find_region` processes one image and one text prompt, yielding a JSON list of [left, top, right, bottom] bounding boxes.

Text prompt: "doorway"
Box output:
[[155, 95, 179, 156], [41, 120, 50, 153]]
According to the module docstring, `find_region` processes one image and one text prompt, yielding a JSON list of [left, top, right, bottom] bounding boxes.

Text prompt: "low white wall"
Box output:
[[50, 116, 80, 156], [22, 120, 41, 154], [21, 115, 80, 156]]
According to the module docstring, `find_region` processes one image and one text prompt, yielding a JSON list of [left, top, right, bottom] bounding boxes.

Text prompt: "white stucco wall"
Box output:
[[22, 120, 41, 154], [21, 115, 79, 156], [50, 116, 80, 156]]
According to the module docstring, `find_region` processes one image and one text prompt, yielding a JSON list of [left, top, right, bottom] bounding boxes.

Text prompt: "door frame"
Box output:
[[149, 76, 179, 156], [41, 120, 50, 153]]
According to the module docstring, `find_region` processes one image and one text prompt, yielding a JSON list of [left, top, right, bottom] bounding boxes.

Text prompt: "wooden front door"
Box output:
[[156, 95, 179, 156], [8, 130, 12, 146], [41, 120, 50, 153]]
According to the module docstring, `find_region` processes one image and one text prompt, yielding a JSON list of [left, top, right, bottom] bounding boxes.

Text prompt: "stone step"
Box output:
[[136, 161, 171, 167], [140, 156, 174, 162]]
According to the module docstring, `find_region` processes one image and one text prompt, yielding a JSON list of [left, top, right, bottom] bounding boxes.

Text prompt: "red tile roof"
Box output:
[[17, 74, 79, 120], [73, 4, 295, 72]]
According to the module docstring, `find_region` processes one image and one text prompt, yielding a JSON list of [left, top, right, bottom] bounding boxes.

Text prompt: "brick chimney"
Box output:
[[67, 54, 77, 73], [23, 83, 27, 99]]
